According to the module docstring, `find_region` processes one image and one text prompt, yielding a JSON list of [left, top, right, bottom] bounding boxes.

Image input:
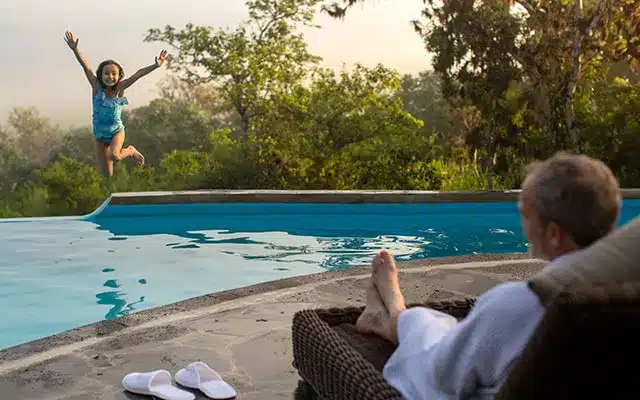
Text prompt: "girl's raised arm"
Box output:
[[64, 31, 98, 89], [117, 49, 168, 91]]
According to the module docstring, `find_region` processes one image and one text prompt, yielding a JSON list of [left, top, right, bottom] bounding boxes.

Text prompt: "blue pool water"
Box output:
[[1, 200, 638, 350]]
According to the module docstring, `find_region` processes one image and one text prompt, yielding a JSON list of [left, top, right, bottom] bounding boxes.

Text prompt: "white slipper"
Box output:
[[122, 369, 195, 400], [175, 361, 237, 399]]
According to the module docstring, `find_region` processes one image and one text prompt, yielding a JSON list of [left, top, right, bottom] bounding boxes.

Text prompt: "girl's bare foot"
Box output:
[[129, 146, 145, 166], [372, 250, 406, 318], [356, 278, 395, 343]]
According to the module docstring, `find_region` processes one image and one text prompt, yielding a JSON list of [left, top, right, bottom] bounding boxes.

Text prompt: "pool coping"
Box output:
[[0, 189, 637, 222], [0, 252, 534, 365], [106, 189, 640, 206]]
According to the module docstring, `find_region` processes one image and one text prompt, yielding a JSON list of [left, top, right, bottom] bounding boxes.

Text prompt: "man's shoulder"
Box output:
[[459, 280, 546, 355], [476, 253, 580, 308], [473, 281, 543, 317]]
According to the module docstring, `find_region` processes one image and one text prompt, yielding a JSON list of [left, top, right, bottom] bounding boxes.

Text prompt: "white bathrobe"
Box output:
[[382, 257, 574, 399]]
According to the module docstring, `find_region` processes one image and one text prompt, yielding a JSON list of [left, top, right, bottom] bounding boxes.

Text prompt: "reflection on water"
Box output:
[[95, 291, 145, 319], [91, 201, 640, 270], [89, 203, 548, 270], [154, 230, 525, 270], [97, 269, 146, 319]]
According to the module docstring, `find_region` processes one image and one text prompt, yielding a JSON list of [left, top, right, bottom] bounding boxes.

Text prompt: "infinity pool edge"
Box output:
[[1, 189, 637, 222]]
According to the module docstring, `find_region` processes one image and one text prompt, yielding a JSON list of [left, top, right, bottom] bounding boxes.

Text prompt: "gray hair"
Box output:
[[524, 152, 621, 248]]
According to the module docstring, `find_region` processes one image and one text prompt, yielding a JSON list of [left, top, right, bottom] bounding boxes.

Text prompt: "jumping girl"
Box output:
[[64, 31, 167, 177]]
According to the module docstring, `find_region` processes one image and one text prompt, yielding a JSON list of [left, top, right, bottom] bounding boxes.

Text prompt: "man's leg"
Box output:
[[356, 277, 395, 342], [372, 250, 407, 344], [356, 250, 407, 344]]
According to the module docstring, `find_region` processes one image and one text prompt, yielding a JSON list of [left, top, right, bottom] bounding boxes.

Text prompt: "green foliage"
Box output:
[[0, 204, 21, 219], [0, 138, 27, 197], [575, 73, 640, 187], [122, 98, 223, 166], [36, 156, 107, 216], [398, 72, 450, 140], [145, 0, 323, 134], [433, 153, 520, 191], [6, 107, 64, 167], [330, 0, 640, 187], [11, 185, 50, 217], [414, 0, 639, 153], [158, 150, 209, 190], [321, 135, 443, 190], [109, 164, 158, 193]]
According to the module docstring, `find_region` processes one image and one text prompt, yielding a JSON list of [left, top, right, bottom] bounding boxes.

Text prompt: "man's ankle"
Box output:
[[389, 306, 407, 345]]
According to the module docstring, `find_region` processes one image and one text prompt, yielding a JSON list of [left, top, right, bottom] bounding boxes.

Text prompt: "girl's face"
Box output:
[[101, 64, 120, 87]]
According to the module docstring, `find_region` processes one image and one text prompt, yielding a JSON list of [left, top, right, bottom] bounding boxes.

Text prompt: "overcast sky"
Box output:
[[0, 0, 430, 127]]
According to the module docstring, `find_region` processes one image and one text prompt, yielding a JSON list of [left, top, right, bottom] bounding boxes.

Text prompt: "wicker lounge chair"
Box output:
[[292, 282, 640, 399], [291, 298, 476, 400]]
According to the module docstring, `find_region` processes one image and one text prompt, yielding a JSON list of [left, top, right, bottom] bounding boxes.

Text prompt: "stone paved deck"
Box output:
[[0, 255, 545, 400]]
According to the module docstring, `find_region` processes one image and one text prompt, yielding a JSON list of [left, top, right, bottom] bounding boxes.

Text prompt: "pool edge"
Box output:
[[2, 190, 638, 221], [103, 189, 640, 206], [0, 196, 112, 223], [84, 195, 112, 220]]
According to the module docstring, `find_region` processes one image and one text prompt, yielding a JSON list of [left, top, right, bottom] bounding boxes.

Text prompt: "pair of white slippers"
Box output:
[[122, 361, 236, 400]]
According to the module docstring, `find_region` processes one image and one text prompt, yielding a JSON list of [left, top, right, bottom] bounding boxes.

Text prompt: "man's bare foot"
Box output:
[[372, 250, 406, 318], [356, 279, 396, 343], [130, 146, 145, 166]]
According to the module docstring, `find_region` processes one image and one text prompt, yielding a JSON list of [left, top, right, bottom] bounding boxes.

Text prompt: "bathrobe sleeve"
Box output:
[[383, 281, 545, 399]]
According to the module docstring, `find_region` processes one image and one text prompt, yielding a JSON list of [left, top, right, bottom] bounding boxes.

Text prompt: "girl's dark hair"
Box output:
[[96, 59, 125, 89]]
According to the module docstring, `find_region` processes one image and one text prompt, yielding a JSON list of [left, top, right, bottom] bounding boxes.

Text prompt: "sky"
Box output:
[[0, 0, 431, 127]]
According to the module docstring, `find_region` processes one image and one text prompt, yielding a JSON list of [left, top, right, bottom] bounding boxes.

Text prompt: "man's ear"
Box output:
[[546, 220, 563, 249]]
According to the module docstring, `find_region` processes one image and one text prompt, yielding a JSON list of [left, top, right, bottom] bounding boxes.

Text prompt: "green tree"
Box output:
[[0, 183, 50, 218], [328, 0, 638, 154], [398, 71, 450, 140], [157, 75, 227, 111], [157, 150, 209, 190], [251, 64, 440, 189], [6, 107, 64, 167], [576, 71, 640, 186], [145, 0, 323, 135], [57, 126, 97, 165], [109, 164, 158, 193], [36, 156, 106, 216], [0, 131, 27, 197], [122, 97, 223, 166]]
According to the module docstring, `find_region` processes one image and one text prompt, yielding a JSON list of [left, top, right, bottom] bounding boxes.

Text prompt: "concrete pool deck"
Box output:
[[0, 253, 545, 400]]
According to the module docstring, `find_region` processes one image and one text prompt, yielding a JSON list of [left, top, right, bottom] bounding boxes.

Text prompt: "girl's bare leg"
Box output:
[[94, 140, 114, 177], [109, 130, 145, 166]]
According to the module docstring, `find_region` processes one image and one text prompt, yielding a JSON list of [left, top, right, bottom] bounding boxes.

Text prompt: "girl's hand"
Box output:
[[64, 31, 79, 50], [155, 49, 168, 67]]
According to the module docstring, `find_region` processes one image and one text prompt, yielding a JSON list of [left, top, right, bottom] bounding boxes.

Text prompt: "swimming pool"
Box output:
[[1, 200, 638, 350]]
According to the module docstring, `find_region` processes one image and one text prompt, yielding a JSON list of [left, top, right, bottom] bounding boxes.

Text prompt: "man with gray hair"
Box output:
[[356, 152, 624, 399], [520, 153, 620, 260]]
